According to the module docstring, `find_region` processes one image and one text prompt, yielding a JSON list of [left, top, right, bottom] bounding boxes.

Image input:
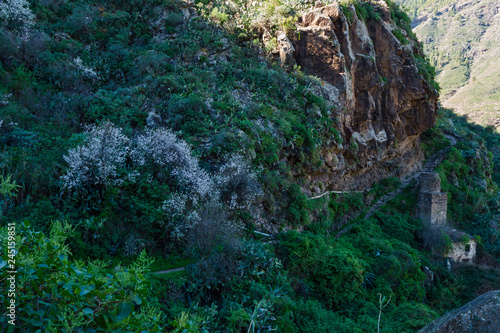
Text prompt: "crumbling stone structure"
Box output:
[[446, 229, 477, 263], [418, 172, 448, 228], [418, 172, 476, 263]]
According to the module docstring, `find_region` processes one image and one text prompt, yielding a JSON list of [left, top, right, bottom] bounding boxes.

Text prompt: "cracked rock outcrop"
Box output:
[[275, 2, 439, 193]]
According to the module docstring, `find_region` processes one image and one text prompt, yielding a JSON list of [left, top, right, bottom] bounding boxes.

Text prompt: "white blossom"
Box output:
[[0, 0, 35, 24], [61, 122, 130, 189], [0, 93, 12, 106], [73, 57, 99, 80], [162, 193, 187, 218], [131, 127, 215, 199], [216, 154, 261, 210], [0, 116, 18, 128], [60, 123, 262, 241]]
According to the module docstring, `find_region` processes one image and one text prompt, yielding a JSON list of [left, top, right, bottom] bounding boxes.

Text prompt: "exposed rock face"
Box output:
[[278, 2, 439, 193], [418, 290, 500, 333], [277, 32, 296, 67]]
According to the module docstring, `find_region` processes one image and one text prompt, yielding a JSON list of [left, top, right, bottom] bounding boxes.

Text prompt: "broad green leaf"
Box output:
[[31, 318, 43, 326], [116, 302, 133, 320], [83, 308, 93, 318], [80, 285, 94, 296], [72, 267, 84, 276], [96, 314, 109, 328]]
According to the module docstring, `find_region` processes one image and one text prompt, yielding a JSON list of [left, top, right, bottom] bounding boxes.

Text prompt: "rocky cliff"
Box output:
[[267, 2, 439, 193]]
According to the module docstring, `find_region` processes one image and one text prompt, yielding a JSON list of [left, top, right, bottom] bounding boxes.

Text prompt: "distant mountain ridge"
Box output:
[[397, 0, 456, 20], [401, 0, 500, 128]]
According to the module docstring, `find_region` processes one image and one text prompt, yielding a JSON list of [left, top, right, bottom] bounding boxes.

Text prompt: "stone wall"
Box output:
[[446, 228, 477, 263], [417, 173, 476, 263], [448, 238, 476, 263], [420, 172, 442, 193]]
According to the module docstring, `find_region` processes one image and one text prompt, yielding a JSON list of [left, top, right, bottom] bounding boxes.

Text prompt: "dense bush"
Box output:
[[0, 221, 162, 332]]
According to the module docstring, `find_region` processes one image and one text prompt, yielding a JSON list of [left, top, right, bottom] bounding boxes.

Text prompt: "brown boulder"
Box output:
[[418, 290, 500, 333]]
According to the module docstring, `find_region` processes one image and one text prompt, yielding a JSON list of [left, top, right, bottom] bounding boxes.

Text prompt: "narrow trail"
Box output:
[[335, 132, 460, 238], [153, 267, 185, 275], [151, 231, 271, 275], [150, 134, 461, 257], [363, 133, 458, 220]]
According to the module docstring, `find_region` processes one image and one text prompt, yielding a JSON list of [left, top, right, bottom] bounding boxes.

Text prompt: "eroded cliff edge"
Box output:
[[266, 1, 439, 194]]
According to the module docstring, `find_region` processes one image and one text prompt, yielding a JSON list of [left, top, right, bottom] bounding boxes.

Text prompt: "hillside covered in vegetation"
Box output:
[[0, 0, 499, 332], [400, 0, 500, 129]]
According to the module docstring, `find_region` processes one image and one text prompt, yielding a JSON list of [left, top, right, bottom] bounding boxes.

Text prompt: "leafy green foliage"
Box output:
[[392, 28, 409, 45], [293, 299, 363, 333], [415, 53, 441, 92], [420, 127, 450, 157], [354, 1, 381, 22], [0, 221, 162, 331]]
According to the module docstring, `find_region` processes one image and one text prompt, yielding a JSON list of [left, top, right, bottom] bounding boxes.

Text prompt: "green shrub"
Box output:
[[287, 184, 310, 226], [392, 28, 409, 45], [0, 221, 162, 331], [293, 299, 363, 333], [355, 2, 381, 22], [276, 232, 367, 308]]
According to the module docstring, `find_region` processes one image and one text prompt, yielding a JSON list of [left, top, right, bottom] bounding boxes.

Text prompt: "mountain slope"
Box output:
[[402, 0, 500, 128], [0, 1, 499, 332]]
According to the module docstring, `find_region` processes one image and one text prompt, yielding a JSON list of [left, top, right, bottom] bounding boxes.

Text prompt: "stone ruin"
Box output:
[[446, 229, 477, 263], [418, 172, 448, 228], [418, 172, 476, 264]]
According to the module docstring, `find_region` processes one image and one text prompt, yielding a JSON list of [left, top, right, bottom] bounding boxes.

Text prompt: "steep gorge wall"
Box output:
[[274, 2, 439, 193]]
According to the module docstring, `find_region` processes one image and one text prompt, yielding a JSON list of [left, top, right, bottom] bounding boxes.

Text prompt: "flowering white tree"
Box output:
[[131, 127, 214, 201], [0, 0, 35, 25], [215, 154, 261, 210], [131, 127, 218, 239], [61, 122, 130, 189], [61, 123, 262, 240]]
